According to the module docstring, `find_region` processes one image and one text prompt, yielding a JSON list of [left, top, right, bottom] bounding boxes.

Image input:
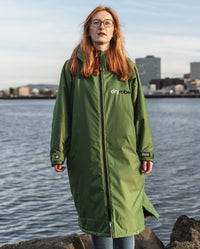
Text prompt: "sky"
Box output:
[[0, 0, 200, 89]]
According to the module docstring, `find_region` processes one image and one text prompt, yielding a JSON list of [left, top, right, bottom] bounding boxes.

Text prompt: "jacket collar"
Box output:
[[76, 46, 136, 80], [77, 46, 107, 62]]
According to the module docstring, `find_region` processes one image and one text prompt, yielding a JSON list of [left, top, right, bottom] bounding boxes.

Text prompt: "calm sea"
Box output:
[[0, 98, 199, 246]]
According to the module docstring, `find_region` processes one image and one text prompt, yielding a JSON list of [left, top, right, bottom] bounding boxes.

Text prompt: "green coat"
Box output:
[[50, 48, 159, 238]]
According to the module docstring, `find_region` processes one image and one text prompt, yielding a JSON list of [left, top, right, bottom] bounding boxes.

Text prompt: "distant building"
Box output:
[[0, 90, 9, 98], [39, 88, 57, 96], [31, 88, 40, 95], [149, 78, 185, 92], [17, 86, 31, 96], [9, 86, 31, 97], [9, 88, 18, 97], [183, 73, 190, 79], [149, 79, 162, 90], [135, 55, 161, 91], [175, 84, 184, 94], [187, 79, 200, 93], [190, 62, 200, 80]]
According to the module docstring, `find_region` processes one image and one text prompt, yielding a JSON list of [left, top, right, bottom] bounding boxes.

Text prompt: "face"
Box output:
[[89, 11, 114, 50]]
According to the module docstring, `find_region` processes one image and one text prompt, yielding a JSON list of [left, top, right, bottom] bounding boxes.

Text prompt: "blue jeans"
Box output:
[[91, 235, 135, 249]]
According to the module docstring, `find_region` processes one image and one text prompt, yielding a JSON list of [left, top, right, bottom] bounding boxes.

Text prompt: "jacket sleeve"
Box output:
[[50, 61, 71, 166], [131, 64, 154, 162]]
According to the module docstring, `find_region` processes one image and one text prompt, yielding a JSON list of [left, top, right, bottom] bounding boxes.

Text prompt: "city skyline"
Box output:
[[0, 0, 200, 90]]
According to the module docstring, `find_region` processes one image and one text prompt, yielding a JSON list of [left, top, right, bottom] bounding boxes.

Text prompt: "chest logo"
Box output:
[[111, 89, 131, 95]]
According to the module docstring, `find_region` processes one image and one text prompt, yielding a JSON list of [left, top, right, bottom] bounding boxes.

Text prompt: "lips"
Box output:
[[98, 32, 106, 36]]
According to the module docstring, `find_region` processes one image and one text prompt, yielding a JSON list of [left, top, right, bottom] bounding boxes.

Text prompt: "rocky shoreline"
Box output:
[[1, 215, 199, 249]]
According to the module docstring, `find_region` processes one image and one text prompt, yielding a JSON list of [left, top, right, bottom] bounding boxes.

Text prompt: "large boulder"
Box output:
[[165, 215, 200, 249], [0, 234, 92, 249], [0, 226, 164, 249], [135, 226, 164, 249]]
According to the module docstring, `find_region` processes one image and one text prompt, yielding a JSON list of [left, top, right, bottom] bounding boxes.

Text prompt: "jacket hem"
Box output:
[[142, 194, 159, 219], [80, 226, 146, 238], [79, 227, 111, 237], [112, 225, 145, 238]]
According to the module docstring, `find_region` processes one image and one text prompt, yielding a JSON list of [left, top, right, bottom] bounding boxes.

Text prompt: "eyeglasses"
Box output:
[[91, 19, 114, 28]]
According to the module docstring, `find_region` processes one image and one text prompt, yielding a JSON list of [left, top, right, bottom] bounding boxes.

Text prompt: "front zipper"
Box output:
[[99, 52, 111, 221]]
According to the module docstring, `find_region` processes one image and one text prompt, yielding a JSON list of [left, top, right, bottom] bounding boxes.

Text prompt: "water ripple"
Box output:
[[0, 99, 200, 246]]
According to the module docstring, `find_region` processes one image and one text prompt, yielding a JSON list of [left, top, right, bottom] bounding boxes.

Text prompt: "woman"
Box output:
[[50, 6, 159, 249]]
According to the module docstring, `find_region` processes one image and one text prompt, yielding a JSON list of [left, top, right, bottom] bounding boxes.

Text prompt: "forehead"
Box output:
[[92, 11, 113, 20]]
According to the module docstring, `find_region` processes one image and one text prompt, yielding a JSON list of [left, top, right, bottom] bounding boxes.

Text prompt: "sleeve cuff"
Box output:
[[50, 151, 65, 166], [139, 152, 154, 162]]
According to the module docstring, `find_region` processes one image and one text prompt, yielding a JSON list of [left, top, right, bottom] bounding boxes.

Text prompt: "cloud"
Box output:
[[125, 31, 200, 77], [0, 0, 200, 89]]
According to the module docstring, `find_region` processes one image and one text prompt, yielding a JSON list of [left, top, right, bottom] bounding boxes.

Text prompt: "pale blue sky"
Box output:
[[0, 0, 199, 89]]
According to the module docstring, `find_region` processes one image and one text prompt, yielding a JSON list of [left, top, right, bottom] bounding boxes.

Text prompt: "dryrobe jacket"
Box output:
[[50, 48, 159, 238]]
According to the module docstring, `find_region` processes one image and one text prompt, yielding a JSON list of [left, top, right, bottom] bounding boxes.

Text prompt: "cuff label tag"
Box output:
[[141, 152, 150, 157]]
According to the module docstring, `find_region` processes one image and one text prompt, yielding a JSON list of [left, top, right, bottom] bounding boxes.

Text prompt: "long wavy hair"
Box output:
[[68, 6, 133, 81]]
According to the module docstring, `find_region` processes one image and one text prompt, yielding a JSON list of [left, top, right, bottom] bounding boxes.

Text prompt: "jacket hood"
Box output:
[[77, 46, 108, 62], [76, 46, 136, 80]]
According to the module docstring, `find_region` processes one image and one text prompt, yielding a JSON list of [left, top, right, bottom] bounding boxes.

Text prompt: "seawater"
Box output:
[[0, 98, 199, 246]]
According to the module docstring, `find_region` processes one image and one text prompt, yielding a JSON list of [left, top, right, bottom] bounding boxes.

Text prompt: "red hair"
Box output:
[[69, 6, 133, 81]]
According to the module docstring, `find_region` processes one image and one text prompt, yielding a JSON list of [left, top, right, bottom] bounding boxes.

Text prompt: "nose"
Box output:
[[99, 22, 105, 29]]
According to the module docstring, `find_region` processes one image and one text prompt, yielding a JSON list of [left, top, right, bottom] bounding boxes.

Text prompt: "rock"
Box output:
[[0, 234, 92, 249], [165, 215, 200, 249], [135, 226, 164, 249], [1, 216, 199, 249], [0, 226, 164, 249]]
